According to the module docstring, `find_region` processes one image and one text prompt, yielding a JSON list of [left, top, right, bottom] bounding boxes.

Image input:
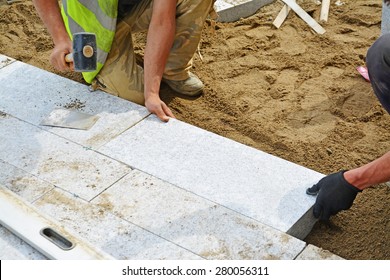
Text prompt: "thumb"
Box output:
[[306, 183, 321, 196], [155, 109, 170, 122]]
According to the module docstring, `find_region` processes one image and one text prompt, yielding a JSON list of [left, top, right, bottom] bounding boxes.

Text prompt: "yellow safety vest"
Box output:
[[61, 0, 118, 83]]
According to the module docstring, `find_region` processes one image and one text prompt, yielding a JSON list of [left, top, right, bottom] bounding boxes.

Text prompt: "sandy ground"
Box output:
[[0, 0, 389, 260]]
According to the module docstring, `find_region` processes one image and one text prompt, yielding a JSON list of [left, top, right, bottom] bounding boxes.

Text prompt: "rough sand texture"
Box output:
[[0, 0, 389, 259]]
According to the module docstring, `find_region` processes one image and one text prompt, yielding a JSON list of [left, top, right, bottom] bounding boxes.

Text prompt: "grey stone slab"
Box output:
[[0, 54, 15, 69], [215, 0, 275, 22], [296, 244, 344, 260], [0, 226, 46, 260], [0, 116, 131, 201], [99, 116, 323, 239], [34, 187, 202, 260], [0, 60, 150, 149], [0, 159, 54, 203], [93, 169, 306, 260], [0, 185, 114, 260]]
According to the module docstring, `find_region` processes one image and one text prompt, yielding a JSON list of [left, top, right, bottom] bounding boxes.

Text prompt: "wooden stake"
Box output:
[[320, 0, 331, 22], [273, 2, 293, 28], [280, 0, 326, 34]]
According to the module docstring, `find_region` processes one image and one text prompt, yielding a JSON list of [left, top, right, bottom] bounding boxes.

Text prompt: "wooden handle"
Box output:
[[64, 53, 73, 63], [82, 45, 94, 58]]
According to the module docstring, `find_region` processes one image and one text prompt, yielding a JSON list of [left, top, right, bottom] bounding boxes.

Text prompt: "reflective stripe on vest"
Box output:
[[61, 0, 118, 83]]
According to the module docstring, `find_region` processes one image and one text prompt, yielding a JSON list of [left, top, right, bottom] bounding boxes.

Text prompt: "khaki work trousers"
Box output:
[[94, 0, 214, 105]]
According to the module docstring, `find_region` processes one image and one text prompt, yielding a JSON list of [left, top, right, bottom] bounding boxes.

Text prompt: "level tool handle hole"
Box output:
[[40, 227, 75, 251]]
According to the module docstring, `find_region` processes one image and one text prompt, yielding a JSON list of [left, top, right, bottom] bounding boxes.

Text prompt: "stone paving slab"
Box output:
[[0, 186, 115, 260], [0, 57, 150, 150], [0, 115, 131, 201], [0, 159, 54, 203], [0, 161, 198, 260], [92, 170, 306, 260], [295, 244, 344, 260], [99, 116, 323, 239], [0, 226, 46, 260], [215, 0, 274, 22], [0, 54, 15, 69], [0, 55, 340, 259], [33, 187, 203, 260]]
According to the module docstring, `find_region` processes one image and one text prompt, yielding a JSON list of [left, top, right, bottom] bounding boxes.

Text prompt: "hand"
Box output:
[[50, 39, 73, 72], [306, 171, 361, 221], [145, 95, 175, 122], [385, 0, 390, 6]]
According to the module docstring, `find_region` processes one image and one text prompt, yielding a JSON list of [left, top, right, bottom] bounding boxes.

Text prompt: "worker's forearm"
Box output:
[[143, 3, 176, 100], [344, 151, 390, 190], [32, 0, 69, 45]]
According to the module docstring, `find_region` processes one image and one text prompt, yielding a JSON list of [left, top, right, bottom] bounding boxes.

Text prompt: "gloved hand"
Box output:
[[306, 171, 361, 221]]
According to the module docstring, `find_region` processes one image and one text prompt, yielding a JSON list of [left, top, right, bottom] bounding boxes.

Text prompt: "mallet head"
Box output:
[[65, 32, 97, 72]]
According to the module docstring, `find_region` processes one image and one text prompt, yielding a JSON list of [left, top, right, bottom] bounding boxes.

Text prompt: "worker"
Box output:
[[357, 0, 390, 81], [32, 0, 215, 122], [307, 33, 390, 221]]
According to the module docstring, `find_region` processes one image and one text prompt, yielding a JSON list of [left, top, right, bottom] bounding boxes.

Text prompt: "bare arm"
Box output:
[[32, 0, 72, 71], [308, 152, 390, 221], [143, 0, 176, 122], [344, 151, 390, 190]]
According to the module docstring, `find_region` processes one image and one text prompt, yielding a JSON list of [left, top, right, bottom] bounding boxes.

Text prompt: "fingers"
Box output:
[[154, 103, 171, 122], [50, 50, 72, 71], [145, 98, 175, 122], [341, 199, 355, 211], [162, 102, 175, 119], [155, 109, 170, 122], [313, 202, 333, 221], [49, 40, 73, 72], [320, 208, 332, 221], [312, 202, 322, 219], [306, 183, 321, 195], [306, 175, 326, 195]]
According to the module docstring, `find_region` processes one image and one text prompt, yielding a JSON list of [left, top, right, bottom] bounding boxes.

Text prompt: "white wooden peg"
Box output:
[[273, 1, 294, 28], [320, 0, 331, 22], [280, 0, 326, 34]]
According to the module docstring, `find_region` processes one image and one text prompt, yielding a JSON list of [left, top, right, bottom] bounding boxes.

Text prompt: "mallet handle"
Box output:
[[82, 45, 94, 58], [64, 53, 73, 63]]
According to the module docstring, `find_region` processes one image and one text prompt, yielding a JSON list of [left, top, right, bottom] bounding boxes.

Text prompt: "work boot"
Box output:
[[163, 72, 204, 97]]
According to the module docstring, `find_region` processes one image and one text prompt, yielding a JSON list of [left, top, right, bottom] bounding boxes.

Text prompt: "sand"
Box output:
[[0, 0, 389, 259]]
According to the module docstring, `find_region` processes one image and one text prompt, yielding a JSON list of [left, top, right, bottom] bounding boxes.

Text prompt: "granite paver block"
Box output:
[[0, 116, 131, 201], [0, 185, 115, 260], [0, 159, 54, 203], [34, 187, 202, 260], [215, 0, 274, 22], [0, 54, 15, 69], [0, 226, 46, 260], [92, 170, 306, 260], [296, 244, 344, 260], [0, 59, 150, 149], [99, 116, 323, 239]]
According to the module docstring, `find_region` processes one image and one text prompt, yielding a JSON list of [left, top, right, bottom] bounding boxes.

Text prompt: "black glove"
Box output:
[[306, 171, 361, 221]]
